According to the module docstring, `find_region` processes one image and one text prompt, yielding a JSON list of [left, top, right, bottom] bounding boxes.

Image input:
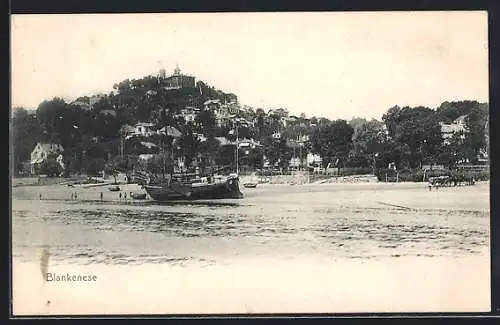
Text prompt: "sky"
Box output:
[[11, 11, 489, 120]]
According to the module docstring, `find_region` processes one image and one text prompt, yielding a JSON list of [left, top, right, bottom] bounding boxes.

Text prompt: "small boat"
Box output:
[[108, 185, 121, 192], [243, 182, 258, 188], [130, 192, 147, 200]]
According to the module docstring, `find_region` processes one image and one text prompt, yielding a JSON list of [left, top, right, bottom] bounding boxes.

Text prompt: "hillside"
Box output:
[[11, 67, 489, 178]]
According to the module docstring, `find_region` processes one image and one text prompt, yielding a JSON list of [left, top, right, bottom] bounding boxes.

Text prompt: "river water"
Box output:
[[11, 182, 491, 314]]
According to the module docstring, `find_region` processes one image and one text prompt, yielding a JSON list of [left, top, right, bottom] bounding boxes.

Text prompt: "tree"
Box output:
[[195, 109, 217, 137], [439, 132, 467, 168], [382, 106, 442, 169], [12, 108, 43, 174], [436, 100, 484, 123], [311, 120, 354, 173], [198, 137, 221, 173], [176, 126, 201, 168], [83, 157, 105, 176], [104, 156, 126, 183], [135, 152, 174, 175], [36, 97, 78, 144], [349, 119, 385, 168], [348, 117, 368, 134], [464, 103, 488, 163]]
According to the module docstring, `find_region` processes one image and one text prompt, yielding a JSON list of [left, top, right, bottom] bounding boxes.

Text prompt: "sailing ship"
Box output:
[[142, 172, 243, 201], [135, 159, 243, 201], [132, 124, 243, 201]]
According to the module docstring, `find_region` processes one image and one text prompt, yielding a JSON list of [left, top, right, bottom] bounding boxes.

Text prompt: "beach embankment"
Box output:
[[240, 173, 380, 185]]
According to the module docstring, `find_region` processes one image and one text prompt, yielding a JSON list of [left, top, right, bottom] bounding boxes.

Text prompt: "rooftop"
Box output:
[[34, 143, 64, 153]]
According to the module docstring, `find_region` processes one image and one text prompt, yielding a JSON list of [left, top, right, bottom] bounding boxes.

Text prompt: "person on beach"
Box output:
[[124, 192, 127, 200], [74, 192, 78, 199], [119, 192, 122, 200], [100, 192, 103, 201], [71, 193, 74, 200], [39, 193, 42, 200]]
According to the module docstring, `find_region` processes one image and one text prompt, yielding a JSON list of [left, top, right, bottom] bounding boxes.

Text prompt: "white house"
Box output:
[[281, 116, 299, 127], [193, 132, 207, 143], [289, 157, 301, 168], [176, 107, 198, 123], [204, 99, 221, 111], [134, 122, 155, 137], [306, 153, 322, 167], [440, 115, 467, 144], [30, 143, 64, 175]]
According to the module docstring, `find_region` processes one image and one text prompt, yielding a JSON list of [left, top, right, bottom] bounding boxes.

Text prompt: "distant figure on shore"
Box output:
[[74, 192, 77, 199], [71, 193, 74, 200], [428, 182, 432, 191], [100, 192, 103, 201], [39, 193, 42, 200], [124, 192, 127, 199], [119, 192, 122, 199]]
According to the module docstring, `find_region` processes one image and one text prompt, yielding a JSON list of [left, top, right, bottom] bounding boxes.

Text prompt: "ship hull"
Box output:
[[144, 177, 243, 201]]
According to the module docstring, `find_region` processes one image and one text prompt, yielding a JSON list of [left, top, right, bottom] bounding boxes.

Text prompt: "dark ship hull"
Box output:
[[143, 175, 243, 201]]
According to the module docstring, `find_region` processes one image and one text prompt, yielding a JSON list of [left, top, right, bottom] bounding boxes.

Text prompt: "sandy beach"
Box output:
[[12, 179, 490, 212]]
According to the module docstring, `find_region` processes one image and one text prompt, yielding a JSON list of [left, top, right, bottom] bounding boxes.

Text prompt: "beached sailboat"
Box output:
[[142, 172, 243, 201], [136, 125, 244, 201], [135, 157, 243, 201]]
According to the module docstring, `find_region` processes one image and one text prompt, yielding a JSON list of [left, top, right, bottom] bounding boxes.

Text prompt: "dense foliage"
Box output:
[[11, 70, 489, 177]]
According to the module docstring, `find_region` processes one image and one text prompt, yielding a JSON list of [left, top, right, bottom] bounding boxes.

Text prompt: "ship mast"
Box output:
[[236, 121, 239, 175]]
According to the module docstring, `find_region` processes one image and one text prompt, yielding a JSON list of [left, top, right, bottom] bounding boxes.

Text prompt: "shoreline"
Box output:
[[11, 180, 490, 213]]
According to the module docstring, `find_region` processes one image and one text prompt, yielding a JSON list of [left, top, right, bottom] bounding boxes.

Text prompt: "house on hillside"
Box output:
[[214, 137, 235, 146], [440, 115, 467, 144], [281, 115, 299, 127], [89, 93, 107, 107], [268, 108, 289, 118], [134, 122, 155, 137], [100, 109, 117, 117], [193, 133, 207, 143], [158, 125, 182, 138], [146, 90, 158, 97], [70, 100, 92, 111], [30, 143, 64, 175], [176, 107, 198, 123], [237, 138, 262, 150], [204, 99, 221, 111]]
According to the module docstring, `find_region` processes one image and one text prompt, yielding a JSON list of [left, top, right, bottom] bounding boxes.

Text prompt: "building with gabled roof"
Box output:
[[30, 143, 64, 175], [440, 115, 467, 144]]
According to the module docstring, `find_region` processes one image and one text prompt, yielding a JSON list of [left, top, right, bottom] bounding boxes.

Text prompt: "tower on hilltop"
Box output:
[[163, 63, 195, 90], [174, 63, 181, 76]]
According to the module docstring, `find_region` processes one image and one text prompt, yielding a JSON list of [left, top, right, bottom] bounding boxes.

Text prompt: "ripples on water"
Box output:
[[12, 198, 489, 266]]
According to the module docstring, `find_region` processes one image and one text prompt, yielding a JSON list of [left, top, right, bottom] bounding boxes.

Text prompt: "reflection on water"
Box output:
[[12, 196, 489, 266]]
